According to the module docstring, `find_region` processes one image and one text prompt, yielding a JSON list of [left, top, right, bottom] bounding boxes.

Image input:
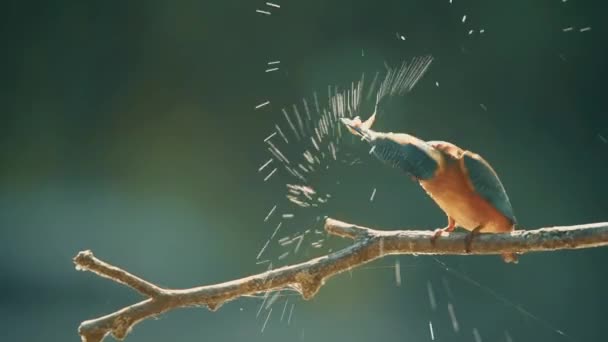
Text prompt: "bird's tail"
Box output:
[[501, 252, 519, 264]]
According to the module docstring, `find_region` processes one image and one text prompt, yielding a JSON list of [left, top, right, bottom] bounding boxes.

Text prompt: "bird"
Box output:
[[341, 111, 519, 263]]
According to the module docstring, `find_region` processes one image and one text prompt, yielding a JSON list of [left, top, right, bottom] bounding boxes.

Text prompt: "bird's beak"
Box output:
[[340, 118, 360, 135], [340, 117, 372, 142]]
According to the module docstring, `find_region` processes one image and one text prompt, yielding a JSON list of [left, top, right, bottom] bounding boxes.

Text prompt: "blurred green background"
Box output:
[[2, 0, 607, 341]]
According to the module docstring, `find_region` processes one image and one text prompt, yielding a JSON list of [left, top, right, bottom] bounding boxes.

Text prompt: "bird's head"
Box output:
[[340, 116, 376, 142]]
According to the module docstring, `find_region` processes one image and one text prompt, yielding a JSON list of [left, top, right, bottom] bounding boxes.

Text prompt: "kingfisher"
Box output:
[[341, 111, 518, 263]]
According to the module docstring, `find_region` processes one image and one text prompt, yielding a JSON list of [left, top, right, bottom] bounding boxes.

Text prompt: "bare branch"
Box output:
[[75, 250, 165, 298], [324, 217, 373, 239], [325, 218, 608, 254], [74, 218, 608, 342]]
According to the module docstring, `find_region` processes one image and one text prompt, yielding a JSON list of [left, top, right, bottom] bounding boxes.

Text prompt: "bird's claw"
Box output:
[[464, 238, 473, 253], [430, 227, 450, 246], [464, 225, 483, 254], [430, 229, 442, 246], [431, 219, 456, 247]]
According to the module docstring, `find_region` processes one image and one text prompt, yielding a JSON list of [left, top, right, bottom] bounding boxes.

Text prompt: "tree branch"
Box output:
[[74, 251, 164, 298], [74, 218, 608, 342]]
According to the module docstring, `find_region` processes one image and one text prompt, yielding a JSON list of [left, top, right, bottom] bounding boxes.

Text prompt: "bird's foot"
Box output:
[[464, 225, 483, 253], [430, 229, 443, 246], [430, 223, 455, 246]]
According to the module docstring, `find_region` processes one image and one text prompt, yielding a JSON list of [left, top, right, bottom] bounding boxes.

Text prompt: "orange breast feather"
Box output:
[[419, 160, 513, 233]]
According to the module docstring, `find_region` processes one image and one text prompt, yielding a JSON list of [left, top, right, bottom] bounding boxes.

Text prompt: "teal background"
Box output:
[[1, 1, 607, 341]]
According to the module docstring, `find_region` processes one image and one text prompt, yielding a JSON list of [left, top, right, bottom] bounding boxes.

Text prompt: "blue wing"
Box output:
[[371, 136, 438, 180], [462, 153, 517, 224]]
